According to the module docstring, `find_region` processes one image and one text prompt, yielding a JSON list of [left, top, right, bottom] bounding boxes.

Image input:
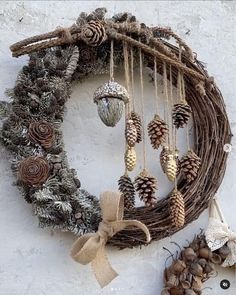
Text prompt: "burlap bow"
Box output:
[[205, 199, 236, 267], [70, 191, 151, 287]]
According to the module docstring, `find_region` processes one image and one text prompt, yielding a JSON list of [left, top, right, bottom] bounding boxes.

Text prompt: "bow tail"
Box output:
[[91, 246, 118, 288]]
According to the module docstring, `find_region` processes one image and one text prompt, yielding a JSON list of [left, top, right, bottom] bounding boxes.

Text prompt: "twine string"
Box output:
[[163, 62, 170, 148], [110, 40, 114, 81], [123, 41, 131, 115], [154, 57, 159, 113], [130, 47, 135, 111]]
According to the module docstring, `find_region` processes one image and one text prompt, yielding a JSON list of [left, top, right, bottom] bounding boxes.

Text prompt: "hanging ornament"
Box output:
[[118, 174, 135, 210], [148, 114, 168, 149], [134, 169, 157, 207], [172, 102, 192, 129], [160, 146, 169, 173], [180, 149, 201, 183], [169, 189, 185, 228], [128, 111, 142, 143], [125, 146, 136, 171], [125, 119, 138, 147], [81, 20, 106, 47], [166, 153, 177, 182]]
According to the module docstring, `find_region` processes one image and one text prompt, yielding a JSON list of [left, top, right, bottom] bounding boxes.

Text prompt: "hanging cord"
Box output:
[[110, 39, 114, 81], [154, 57, 159, 113], [139, 48, 147, 170], [163, 62, 171, 148], [130, 47, 135, 111], [123, 41, 131, 115]]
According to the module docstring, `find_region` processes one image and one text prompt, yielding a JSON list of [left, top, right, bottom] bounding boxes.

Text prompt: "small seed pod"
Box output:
[[210, 253, 222, 264], [161, 289, 171, 295], [198, 248, 212, 260], [192, 275, 202, 292], [197, 258, 207, 268], [166, 274, 179, 288], [125, 146, 136, 171], [169, 287, 184, 295], [185, 290, 197, 295], [180, 280, 191, 289], [189, 263, 203, 277], [204, 262, 214, 274], [172, 259, 186, 273], [182, 248, 196, 262], [218, 244, 230, 259]]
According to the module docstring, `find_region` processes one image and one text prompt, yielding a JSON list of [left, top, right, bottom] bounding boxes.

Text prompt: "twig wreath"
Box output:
[[0, 8, 232, 251]]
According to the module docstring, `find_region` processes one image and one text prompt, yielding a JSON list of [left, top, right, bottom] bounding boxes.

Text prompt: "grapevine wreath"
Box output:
[[0, 7, 232, 255]]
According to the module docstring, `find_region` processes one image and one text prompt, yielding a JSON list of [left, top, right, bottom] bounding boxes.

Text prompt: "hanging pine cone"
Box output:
[[81, 20, 106, 47], [134, 169, 157, 207], [128, 111, 142, 143], [28, 121, 55, 149], [118, 174, 135, 210], [125, 146, 136, 171], [180, 150, 201, 183], [125, 119, 137, 147], [172, 102, 191, 128], [169, 189, 185, 228], [148, 114, 168, 149], [166, 153, 177, 182], [160, 146, 169, 173]]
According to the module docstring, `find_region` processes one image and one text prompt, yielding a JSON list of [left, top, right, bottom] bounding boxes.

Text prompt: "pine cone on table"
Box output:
[[180, 150, 201, 183], [125, 119, 137, 147], [81, 20, 106, 47], [118, 174, 135, 210], [134, 169, 157, 207], [148, 114, 168, 149], [172, 102, 191, 128], [128, 111, 142, 143], [169, 189, 185, 228]]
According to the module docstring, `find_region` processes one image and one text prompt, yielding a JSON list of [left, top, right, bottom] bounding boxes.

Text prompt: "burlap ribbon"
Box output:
[[205, 198, 236, 267], [70, 191, 151, 287]]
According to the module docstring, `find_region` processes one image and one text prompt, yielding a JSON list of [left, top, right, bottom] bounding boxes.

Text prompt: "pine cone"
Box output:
[[160, 146, 169, 173], [148, 114, 168, 149], [28, 121, 55, 148], [118, 174, 135, 210], [180, 150, 201, 183], [172, 103, 191, 128], [81, 20, 106, 47], [18, 156, 50, 186], [125, 146, 136, 171], [169, 189, 185, 228], [128, 111, 142, 143], [166, 153, 177, 182], [134, 169, 157, 207], [125, 119, 137, 147]]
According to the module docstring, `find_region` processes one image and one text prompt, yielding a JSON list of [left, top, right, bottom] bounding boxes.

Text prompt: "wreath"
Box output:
[[0, 8, 231, 253]]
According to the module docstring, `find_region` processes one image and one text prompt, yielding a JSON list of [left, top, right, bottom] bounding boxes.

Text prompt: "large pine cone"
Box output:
[[118, 174, 135, 210], [148, 114, 168, 149], [18, 156, 50, 186], [28, 121, 55, 148], [180, 150, 201, 183], [128, 111, 142, 143], [125, 119, 137, 147], [134, 169, 157, 207], [81, 20, 106, 47], [172, 103, 191, 128], [125, 146, 136, 171], [169, 189, 185, 228]]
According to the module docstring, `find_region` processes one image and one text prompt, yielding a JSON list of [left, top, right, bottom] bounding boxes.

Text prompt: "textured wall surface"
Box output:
[[0, 1, 236, 295]]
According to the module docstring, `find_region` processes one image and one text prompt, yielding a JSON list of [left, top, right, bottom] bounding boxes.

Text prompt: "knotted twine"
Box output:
[[70, 191, 151, 287]]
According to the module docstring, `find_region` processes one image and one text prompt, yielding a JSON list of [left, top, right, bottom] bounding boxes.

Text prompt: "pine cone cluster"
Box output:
[[28, 121, 55, 148], [18, 156, 50, 186], [128, 111, 142, 143], [169, 189, 185, 228], [180, 150, 201, 183], [118, 174, 135, 210], [81, 20, 106, 47], [134, 169, 157, 207], [125, 146, 136, 171], [125, 119, 137, 147], [172, 103, 191, 128], [148, 114, 168, 149], [166, 153, 177, 182]]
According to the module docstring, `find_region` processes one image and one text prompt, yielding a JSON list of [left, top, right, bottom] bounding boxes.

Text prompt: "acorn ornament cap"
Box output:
[[93, 80, 129, 127], [81, 20, 106, 47], [148, 114, 168, 149], [125, 146, 136, 172]]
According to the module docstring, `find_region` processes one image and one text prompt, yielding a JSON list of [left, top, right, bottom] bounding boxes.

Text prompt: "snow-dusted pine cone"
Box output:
[[125, 119, 137, 147], [180, 149, 201, 183], [128, 111, 142, 143], [166, 153, 177, 182], [118, 174, 135, 210], [172, 103, 191, 128], [134, 169, 157, 207], [169, 189, 185, 228], [148, 114, 168, 149], [81, 20, 106, 47], [125, 146, 136, 171]]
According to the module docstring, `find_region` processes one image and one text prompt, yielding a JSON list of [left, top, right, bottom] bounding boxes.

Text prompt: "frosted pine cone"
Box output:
[[134, 169, 157, 207], [118, 174, 135, 210], [125, 146, 136, 171], [148, 114, 168, 149], [125, 119, 137, 147], [169, 189, 185, 228], [172, 103, 191, 128], [166, 153, 177, 182], [81, 20, 106, 47], [128, 111, 142, 143], [180, 150, 201, 183]]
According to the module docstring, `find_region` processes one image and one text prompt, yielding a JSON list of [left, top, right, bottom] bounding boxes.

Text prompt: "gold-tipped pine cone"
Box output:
[[148, 114, 168, 149], [128, 111, 142, 143], [180, 149, 201, 183], [166, 153, 177, 182], [18, 156, 50, 186], [172, 102, 192, 129], [28, 120, 55, 148], [125, 146, 136, 172], [134, 169, 157, 207], [118, 174, 135, 210], [169, 189, 185, 228], [125, 119, 138, 147]]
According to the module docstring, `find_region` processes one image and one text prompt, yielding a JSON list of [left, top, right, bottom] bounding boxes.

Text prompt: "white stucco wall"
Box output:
[[0, 1, 236, 294]]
